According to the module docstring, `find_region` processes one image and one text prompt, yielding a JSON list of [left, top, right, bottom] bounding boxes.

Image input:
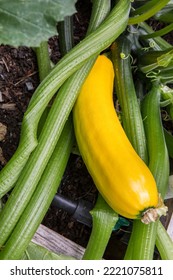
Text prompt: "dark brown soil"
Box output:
[[0, 0, 173, 260]]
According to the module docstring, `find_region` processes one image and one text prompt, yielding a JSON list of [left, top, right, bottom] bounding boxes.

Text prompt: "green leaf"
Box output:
[[0, 0, 77, 47], [22, 242, 75, 260]]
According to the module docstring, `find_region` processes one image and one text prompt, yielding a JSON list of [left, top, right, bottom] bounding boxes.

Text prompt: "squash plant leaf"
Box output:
[[0, 0, 77, 47], [22, 242, 75, 260]]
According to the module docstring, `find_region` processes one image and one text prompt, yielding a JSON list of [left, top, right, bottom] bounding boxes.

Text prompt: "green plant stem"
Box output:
[[35, 41, 51, 136], [155, 8, 173, 23], [128, 0, 170, 25], [131, 0, 168, 16], [125, 220, 159, 260], [125, 84, 170, 260], [57, 16, 74, 56], [35, 41, 51, 81], [0, 0, 130, 198], [0, 118, 74, 260], [111, 36, 148, 162], [142, 84, 169, 199], [139, 22, 172, 50], [140, 23, 173, 39], [111, 34, 151, 260], [156, 221, 173, 260], [164, 128, 173, 159], [82, 195, 118, 260]]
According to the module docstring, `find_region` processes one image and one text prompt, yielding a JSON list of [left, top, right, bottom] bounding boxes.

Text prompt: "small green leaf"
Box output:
[[0, 0, 77, 47], [22, 242, 75, 260]]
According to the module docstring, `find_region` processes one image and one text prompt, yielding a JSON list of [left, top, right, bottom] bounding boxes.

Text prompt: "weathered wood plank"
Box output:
[[32, 224, 85, 260]]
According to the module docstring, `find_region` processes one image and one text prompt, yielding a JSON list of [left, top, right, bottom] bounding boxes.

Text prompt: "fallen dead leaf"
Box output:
[[0, 147, 7, 165], [0, 122, 7, 141]]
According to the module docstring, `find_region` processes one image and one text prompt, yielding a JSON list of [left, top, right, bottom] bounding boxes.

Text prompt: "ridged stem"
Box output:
[[128, 0, 170, 24], [35, 41, 51, 81], [111, 36, 148, 162], [125, 84, 170, 260], [0, 118, 74, 259], [34, 41, 51, 136], [82, 195, 118, 260], [57, 16, 74, 56], [139, 22, 172, 50], [140, 23, 173, 39], [156, 221, 173, 260]]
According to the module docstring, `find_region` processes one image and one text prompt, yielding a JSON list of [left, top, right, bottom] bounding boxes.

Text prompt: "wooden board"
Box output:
[[32, 224, 85, 260]]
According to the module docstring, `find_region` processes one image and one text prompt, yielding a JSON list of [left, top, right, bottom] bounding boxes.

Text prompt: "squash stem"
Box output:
[[139, 22, 172, 50], [125, 84, 170, 260], [35, 41, 51, 81], [140, 23, 173, 40], [57, 16, 74, 56], [128, 0, 170, 25], [0, 118, 74, 259], [156, 221, 173, 260], [34, 41, 52, 136], [111, 36, 148, 163], [125, 220, 158, 260], [82, 195, 118, 260]]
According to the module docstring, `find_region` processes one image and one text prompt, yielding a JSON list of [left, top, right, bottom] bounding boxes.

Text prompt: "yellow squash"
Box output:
[[73, 55, 162, 222]]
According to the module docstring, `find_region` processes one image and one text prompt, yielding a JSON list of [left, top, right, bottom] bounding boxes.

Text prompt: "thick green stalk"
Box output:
[[111, 36, 148, 162], [125, 220, 159, 260], [142, 84, 169, 199], [0, 118, 74, 259], [111, 35, 150, 260], [156, 221, 173, 260], [139, 22, 172, 50], [131, 0, 169, 16], [35, 41, 51, 136], [111, 35, 148, 259], [0, 0, 130, 197], [140, 23, 173, 39], [35, 41, 51, 81], [164, 129, 173, 159], [125, 84, 169, 260], [82, 195, 118, 260], [57, 16, 74, 56], [128, 0, 170, 24]]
